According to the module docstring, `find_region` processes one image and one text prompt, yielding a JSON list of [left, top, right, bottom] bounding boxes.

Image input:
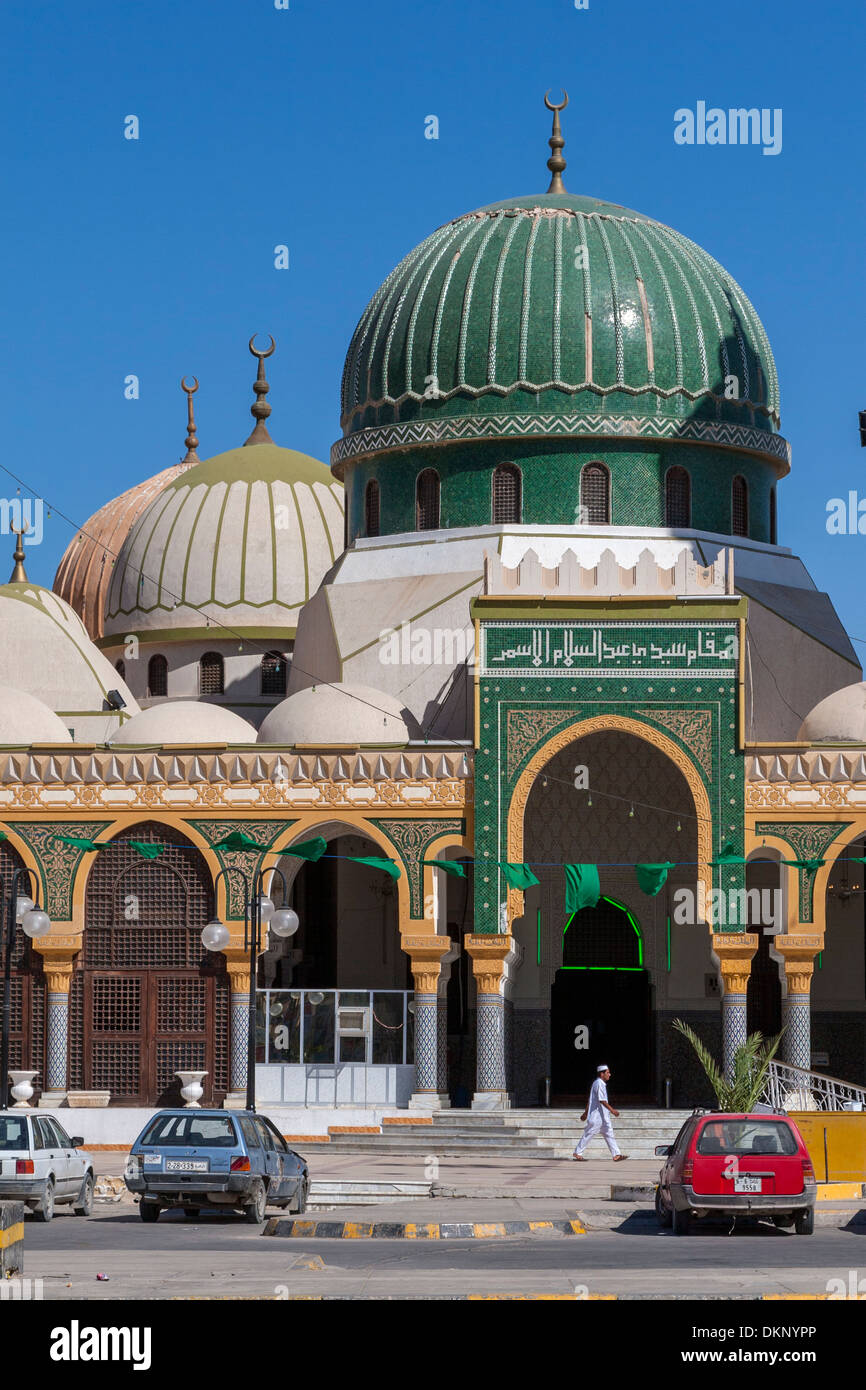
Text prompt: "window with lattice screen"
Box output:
[[261, 651, 287, 696], [492, 464, 521, 524], [365, 479, 380, 537], [769, 487, 777, 544], [416, 470, 440, 530], [147, 654, 167, 698], [563, 899, 641, 969], [665, 466, 691, 528], [580, 464, 610, 524], [199, 651, 224, 695], [115, 658, 126, 682], [732, 476, 748, 537]]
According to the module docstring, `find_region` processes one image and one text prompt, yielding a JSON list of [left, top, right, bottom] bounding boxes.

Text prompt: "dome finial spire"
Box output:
[[10, 527, 28, 583], [544, 89, 568, 194], [181, 376, 200, 464], [244, 334, 275, 446]]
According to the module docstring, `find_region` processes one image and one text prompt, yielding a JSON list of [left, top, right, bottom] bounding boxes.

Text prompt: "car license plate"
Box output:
[[164, 1160, 208, 1173], [734, 1175, 762, 1193]]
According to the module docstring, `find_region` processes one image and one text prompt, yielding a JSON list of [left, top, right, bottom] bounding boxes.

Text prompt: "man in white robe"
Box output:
[[573, 1065, 627, 1160]]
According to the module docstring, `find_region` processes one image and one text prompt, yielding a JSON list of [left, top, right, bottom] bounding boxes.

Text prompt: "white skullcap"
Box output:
[[597, 1064, 609, 1073]]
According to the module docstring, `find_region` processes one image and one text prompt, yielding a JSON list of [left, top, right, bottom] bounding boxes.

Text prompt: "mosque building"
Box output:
[[2, 96, 865, 1129]]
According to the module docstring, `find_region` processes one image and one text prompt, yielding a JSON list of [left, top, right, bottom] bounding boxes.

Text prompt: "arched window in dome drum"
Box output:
[[365, 479, 380, 537], [665, 466, 691, 528], [769, 486, 777, 544], [147, 654, 167, 699], [579, 463, 610, 525], [115, 658, 126, 682], [199, 652, 224, 696], [261, 651, 287, 696], [732, 475, 749, 537], [416, 469, 440, 531], [492, 464, 522, 524]]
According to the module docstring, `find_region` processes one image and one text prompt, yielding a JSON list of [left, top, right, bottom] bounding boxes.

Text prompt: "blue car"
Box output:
[[124, 1109, 309, 1224]]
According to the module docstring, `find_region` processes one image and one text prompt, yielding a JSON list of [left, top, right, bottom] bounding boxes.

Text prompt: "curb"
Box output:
[[263, 1216, 586, 1239]]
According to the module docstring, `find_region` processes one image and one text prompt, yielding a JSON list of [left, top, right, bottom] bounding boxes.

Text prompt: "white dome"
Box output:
[[258, 682, 409, 746], [0, 686, 74, 745], [103, 444, 343, 642], [797, 683, 866, 743], [109, 700, 257, 745], [0, 578, 139, 741]]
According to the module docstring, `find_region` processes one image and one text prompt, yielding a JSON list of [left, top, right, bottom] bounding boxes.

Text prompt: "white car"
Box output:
[[0, 1111, 95, 1221]]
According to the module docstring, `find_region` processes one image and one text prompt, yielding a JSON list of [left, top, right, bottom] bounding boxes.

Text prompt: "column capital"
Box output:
[[403, 934, 452, 994], [775, 933, 823, 995], [465, 934, 515, 996], [35, 950, 77, 995], [712, 933, 758, 994]]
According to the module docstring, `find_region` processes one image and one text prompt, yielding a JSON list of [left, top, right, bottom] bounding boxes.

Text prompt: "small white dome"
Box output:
[[0, 686, 73, 745], [797, 683, 866, 742], [258, 682, 409, 746], [109, 700, 257, 745]]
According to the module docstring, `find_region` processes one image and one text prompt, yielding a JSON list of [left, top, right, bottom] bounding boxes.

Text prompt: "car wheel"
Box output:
[[244, 1180, 267, 1224], [294, 1176, 309, 1215], [74, 1172, 94, 1217], [794, 1207, 814, 1236], [139, 1201, 160, 1223], [672, 1203, 691, 1236], [34, 1179, 55, 1222], [773, 1215, 794, 1229], [655, 1185, 672, 1229]]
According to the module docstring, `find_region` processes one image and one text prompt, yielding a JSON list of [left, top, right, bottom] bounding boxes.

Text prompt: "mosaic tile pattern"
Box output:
[[413, 992, 438, 1092], [476, 995, 507, 1093], [46, 992, 68, 1091]]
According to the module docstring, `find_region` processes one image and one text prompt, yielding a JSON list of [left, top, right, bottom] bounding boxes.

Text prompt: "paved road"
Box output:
[[21, 1206, 866, 1299]]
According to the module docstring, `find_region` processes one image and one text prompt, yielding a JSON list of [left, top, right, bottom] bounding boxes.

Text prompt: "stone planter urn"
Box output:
[[9, 1071, 38, 1108], [176, 1071, 207, 1108]]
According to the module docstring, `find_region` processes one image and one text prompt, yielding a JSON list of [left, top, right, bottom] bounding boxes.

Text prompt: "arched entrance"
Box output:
[[0, 839, 45, 1088], [72, 822, 225, 1106], [520, 727, 702, 1106], [551, 896, 650, 1098]]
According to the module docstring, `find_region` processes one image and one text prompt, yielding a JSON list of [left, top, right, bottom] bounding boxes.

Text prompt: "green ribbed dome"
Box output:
[[334, 193, 788, 472]]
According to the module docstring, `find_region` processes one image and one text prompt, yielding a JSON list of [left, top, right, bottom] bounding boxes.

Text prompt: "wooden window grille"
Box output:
[[732, 476, 749, 537], [580, 464, 610, 524], [492, 464, 521, 524], [147, 654, 167, 698], [416, 470, 440, 531], [261, 651, 287, 696], [665, 467, 691, 528], [199, 651, 224, 695], [365, 480, 381, 537]]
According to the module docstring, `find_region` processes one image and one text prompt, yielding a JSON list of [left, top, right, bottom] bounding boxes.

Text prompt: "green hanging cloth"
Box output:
[[710, 844, 748, 865], [422, 860, 468, 878], [0, 831, 7, 841], [129, 841, 165, 860], [349, 856, 401, 881], [53, 835, 107, 852], [498, 862, 540, 891], [564, 863, 601, 912], [214, 830, 267, 851], [635, 861, 676, 897], [284, 836, 328, 862], [783, 857, 826, 873]]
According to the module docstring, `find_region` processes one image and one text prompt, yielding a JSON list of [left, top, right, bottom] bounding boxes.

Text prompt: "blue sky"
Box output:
[[2, 0, 865, 651]]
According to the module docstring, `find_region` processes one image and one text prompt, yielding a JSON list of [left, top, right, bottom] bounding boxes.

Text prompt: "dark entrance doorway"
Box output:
[[550, 897, 651, 1101]]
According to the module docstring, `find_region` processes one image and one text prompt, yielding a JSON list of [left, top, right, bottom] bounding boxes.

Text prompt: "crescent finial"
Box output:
[[181, 376, 199, 395], [544, 89, 569, 194], [544, 89, 569, 113], [249, 333, 276, 361], [180, 375, 200, 464]]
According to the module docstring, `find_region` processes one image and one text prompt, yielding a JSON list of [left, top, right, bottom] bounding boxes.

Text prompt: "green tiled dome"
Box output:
[[334, 194, 788, 473]]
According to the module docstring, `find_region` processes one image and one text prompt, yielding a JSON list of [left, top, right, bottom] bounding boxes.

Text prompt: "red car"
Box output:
[[655, 1111, 816, 1235]]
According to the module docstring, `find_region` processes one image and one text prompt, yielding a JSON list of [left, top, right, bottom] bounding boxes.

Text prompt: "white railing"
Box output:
[[761, 1060, 866, 1112]]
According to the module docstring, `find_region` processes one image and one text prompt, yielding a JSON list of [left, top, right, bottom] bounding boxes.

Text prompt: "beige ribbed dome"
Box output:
[[53, 462, 192, 639]]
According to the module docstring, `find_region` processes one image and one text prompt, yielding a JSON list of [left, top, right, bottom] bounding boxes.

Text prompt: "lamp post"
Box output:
[[201, 861, 298, 1112], [1, 868, 52, 1110]]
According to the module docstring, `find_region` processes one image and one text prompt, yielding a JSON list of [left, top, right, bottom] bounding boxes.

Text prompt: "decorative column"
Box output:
[[775, 933, 823, 1071], [465, 934, 515, 1110], [712, 934, 758, 1080], [39, 955, 76, 1107], [403, 935, 451, 1110], [226, 963, 250, 1109]]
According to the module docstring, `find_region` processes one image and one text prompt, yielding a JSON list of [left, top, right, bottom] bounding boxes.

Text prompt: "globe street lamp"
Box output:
[[200, 861, 294, 1113], [1, 867, 52, 1109]]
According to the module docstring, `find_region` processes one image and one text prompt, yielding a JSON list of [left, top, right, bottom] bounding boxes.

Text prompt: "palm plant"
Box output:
[[673, 1019, 784, 1112]]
